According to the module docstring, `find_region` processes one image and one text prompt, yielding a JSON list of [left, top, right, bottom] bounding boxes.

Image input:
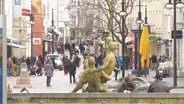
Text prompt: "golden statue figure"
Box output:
[[72, 37, 117, 92], [71, 59, 89, 93], [97, 41, 117, 83], [72, 56, 111, 92]]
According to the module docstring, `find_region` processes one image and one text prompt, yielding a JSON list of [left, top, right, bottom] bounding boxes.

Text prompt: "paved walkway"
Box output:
[[7, 51, 184, 93], [7, 69, 184, 93]]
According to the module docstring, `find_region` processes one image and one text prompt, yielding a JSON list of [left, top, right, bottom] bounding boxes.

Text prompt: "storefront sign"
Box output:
[[33, 38, 41, 44]]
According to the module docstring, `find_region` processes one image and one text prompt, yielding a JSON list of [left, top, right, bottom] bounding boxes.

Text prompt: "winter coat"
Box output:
[[117, 57, 122, 68], [45, 60, 54, 77], [36, 59, 43, 69], [118, 82, 136, 92], [151, 55, 157, 63], [68, 62, 76, 75], [74, 56, 81, 67], [147, 79, 170, 93]]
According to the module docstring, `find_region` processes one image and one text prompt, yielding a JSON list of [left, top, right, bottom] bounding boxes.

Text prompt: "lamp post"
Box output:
[[50, 9, 56, 54], [77, 0, 80, 43], [103, 32, 109, 47], [136, 0, 143, 74], [165, 0, 184, 87], [144, 5, 149, 26], [29, 1, 35, 57], [120, 0, 127, 78]]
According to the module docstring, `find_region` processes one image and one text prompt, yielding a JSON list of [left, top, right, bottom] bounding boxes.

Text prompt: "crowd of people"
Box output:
[[6, 55, 45, 77], [7, 39, 171, 92], [7, 41, 83, 87]]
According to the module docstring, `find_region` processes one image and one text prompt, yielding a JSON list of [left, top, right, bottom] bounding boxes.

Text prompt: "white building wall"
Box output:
[[58, 0, 70, 44], [181, 34, 184, 71], [43, 0, 58, 29], [4, 0, 12, 36], [145, 0, 184, 73], [43, 0, 70, 45]]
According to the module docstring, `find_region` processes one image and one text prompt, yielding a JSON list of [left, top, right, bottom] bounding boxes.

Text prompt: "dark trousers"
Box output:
[[114, 71, 118, 80], [36, 67, 42, 76], [125, 63, 129, 70], [47, 76, 51, 86], [69, 73, 75, 83]]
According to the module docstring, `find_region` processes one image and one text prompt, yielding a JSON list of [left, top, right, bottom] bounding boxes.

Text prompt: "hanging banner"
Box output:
[[22, 8, 30, 16], [14, 0, 22, 19]]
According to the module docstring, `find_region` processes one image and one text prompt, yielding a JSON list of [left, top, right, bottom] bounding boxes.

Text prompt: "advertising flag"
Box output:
[[14, 0, 22, 19], [22, 8, 30, 16]]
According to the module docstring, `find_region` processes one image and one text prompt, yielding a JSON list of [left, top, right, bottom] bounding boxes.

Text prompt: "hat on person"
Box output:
[[154, 74, 163, 79]]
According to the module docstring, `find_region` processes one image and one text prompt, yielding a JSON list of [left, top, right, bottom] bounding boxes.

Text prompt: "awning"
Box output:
[[54, 29, 63, 37], [7, 43, 26, 49], [45, 33, 52, 41], [150, 36, 160, 44], [7, 36, 18, 41]]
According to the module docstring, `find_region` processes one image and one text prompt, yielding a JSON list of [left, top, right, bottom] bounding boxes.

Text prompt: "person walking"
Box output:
[[26, 57, 30, 68], [45, 57, 54, 87], [114, 56, 121, 80], [62, 55, 70, 75], [36, 57, 43, 76], [147, 74, 170, 93], [73, 53, 81, 68], [124, 56, 130, 70], [151, 54, 157, 70], [7, 58, 13, 77], [68, 57, 76, 83]]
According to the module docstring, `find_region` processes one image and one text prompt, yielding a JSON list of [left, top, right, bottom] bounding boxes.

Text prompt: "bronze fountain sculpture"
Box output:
[[72, 37, 117, 92]]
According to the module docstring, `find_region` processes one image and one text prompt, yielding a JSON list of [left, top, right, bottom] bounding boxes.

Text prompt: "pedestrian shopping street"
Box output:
[[7, 52, 184, 93]]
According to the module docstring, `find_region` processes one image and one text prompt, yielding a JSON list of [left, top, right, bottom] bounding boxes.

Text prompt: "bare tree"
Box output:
[[79, 0, 136, 43]]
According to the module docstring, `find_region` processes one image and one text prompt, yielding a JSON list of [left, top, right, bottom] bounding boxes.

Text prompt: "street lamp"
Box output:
[[165, 0, 184, 87], [144, 5, 149, 27], [103, 32, 109, 47], [136, 0, 143, 25], [28, 1, 35, 57], [120, 0, 127, 78], [50, 9, 56, 54], [136, 0, 143, 74]]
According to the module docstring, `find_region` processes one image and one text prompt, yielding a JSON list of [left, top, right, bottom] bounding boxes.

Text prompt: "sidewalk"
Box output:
[[7, 50, 184, 93], [7, 69, 184, 93], [7, 50, 84, 93], [7, 66, 84, 93]]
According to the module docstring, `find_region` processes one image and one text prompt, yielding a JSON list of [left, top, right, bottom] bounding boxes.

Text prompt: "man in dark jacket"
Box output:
[[118, 75, 136, 93], [68, 58, 76, 83], [147, 74, 170, 93], [73, 53, 81, 67]]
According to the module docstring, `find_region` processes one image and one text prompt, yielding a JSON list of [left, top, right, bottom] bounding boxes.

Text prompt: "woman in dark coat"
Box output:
[[62, 55, 70, 74], [45, 57, 54, 87], [68, 58, 76, 83]]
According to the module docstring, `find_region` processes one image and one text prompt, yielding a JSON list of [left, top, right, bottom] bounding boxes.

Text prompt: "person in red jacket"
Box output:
[[7, 58, 13, 77]]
